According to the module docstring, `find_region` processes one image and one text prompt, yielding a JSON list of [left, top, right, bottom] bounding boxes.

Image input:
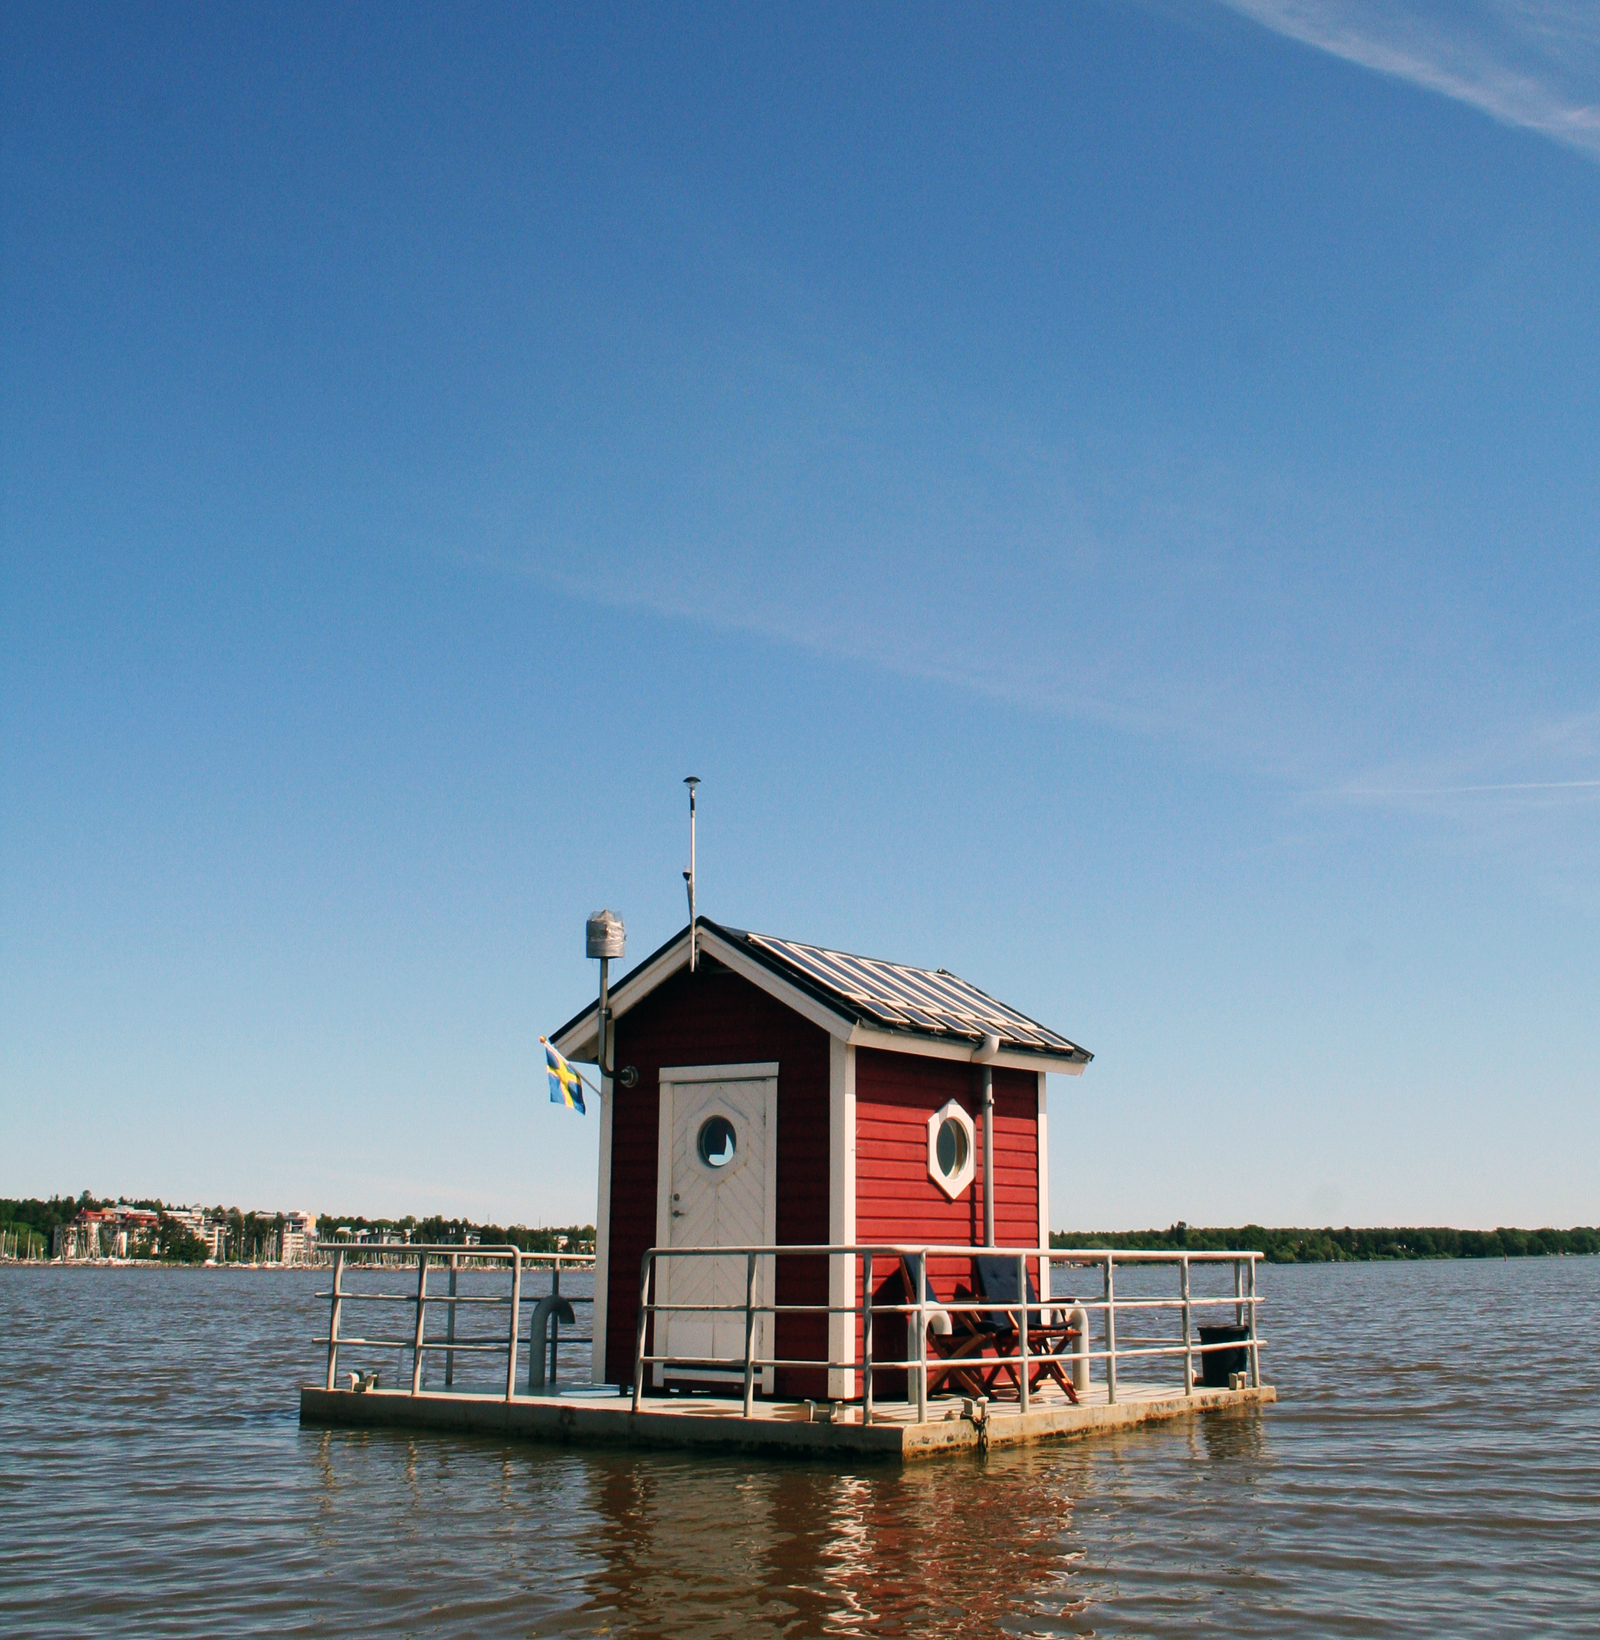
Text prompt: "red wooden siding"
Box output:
[[853, 1049, 1039, 1395], [603, 961, 831, 1393]]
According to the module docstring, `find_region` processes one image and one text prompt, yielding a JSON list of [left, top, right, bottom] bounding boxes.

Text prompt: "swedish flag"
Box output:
[[541, 1038, 587, 1114]]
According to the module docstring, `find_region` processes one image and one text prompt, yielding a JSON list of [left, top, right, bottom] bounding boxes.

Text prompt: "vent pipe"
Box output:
[[587, 910, 625, 1077], [973, 1033, 1001, 1247], [683, 776, 700, 972]]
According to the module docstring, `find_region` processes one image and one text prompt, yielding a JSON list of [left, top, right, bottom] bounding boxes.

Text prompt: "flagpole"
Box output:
[[684, 776, 700, 972]]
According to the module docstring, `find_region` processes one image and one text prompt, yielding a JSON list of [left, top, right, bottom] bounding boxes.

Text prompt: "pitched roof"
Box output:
[[552, 917, 1092, 1071]]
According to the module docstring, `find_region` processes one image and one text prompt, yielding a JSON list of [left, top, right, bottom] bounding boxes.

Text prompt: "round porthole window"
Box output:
[[935, 1116, 968, 1180], [926, 1100, 976, 1198], [697, 1115, 738, 1168]]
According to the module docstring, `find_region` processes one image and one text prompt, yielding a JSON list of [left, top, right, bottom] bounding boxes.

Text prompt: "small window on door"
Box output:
[[697, 1114, 738, 1169]]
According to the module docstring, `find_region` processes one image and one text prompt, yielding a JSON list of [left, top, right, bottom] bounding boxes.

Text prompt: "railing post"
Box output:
[[914, 1252, 928, 1424], [742, 1251, 759, 1418], [325, 1248, 345, 1391], [1016, 1250, 1030, 1415], [505, 1249, 522, 1401], [632, 1252, 652, 1414], [1067, 1303, 1090, 1395], [1247, 1256, 1260, 1388], [445, 1254, 458, 1387], [1234, 1258, 1243, 1327], [551, 1262, 562, 1387], [1104, 1254, 1117, 1405], [862, 1252, 874, 1423], [1181, 1255, 1193, 1395], [410, 1253, 429, 1394]]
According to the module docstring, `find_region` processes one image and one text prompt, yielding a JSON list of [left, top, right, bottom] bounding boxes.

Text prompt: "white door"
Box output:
[[654, 1063, 778, 1388]]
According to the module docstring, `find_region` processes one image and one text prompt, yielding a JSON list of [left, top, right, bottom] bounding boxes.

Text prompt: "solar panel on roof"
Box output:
[[743, 932, 1084, 1056]]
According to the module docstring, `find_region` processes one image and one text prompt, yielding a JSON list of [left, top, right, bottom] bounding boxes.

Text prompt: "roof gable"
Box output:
[[551, 919, 1092, 1075]]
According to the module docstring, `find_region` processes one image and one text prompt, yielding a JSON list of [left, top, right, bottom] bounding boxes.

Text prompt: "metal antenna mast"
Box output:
[[683, 777, 700, 971]]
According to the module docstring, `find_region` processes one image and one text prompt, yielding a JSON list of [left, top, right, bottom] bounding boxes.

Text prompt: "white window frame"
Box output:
[[927, 1099, 977, 1199]]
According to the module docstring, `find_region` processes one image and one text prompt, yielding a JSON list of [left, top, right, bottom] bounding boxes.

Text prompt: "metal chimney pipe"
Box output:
[[586, 910, 625, 1076], [598, 956, 610, 1074]]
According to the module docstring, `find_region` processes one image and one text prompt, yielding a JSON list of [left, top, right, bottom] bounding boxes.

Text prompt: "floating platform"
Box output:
[[299, 1378, 1276, 1460]]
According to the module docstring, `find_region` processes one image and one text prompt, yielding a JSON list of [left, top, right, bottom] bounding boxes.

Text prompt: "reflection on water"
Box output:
[[1, 1259, 1597, 1636], [562, 1441, 1089, 1637]]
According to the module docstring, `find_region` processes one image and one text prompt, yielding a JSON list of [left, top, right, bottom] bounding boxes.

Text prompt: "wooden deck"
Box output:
[[299, 1378, 1276, 1460]]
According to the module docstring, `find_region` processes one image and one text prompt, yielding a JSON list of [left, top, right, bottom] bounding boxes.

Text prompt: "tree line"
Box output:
[[3, 1192, 98, 1249], [1, 1193, 283, 1263], [316, 1212, 596, 1253], [1050, 1223, 1600, 1262], [0, 1195, 595, 1260]]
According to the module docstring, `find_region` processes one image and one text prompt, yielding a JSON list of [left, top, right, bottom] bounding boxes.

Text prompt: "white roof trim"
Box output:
[[845, 1024, 1087, 1075], [550, 933, 694, 1060]]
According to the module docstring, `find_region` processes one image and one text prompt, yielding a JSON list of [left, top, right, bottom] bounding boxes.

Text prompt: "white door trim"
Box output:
[[654, 1064, 780, 1390], [827, 1039, 857, 1399], [659, 1060, 780, 1084], [1036, 1070, 1050, 1305]]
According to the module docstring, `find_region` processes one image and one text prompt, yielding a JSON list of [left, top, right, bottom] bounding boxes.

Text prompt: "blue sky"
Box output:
[[3, 2, 1596, 1230]]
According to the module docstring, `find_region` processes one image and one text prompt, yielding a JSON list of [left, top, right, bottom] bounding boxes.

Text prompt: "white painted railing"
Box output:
[[632, 1244, 1264, 1421], [315, 1242, 1264, 1424], [319, 1245, 595, 1398]]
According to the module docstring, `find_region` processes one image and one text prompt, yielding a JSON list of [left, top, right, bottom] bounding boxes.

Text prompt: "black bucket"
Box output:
[[1196, 1324, 1250, 1387]]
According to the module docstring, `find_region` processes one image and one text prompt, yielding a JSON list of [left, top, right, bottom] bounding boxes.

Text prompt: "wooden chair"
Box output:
[[969, 1254, 1080, 1404], [894, 1256, 1001, 1401], [905, 1255, 1079, 1405]]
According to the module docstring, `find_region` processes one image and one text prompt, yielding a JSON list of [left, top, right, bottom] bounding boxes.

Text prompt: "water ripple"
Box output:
[[1, 1258, 1596, 1636]]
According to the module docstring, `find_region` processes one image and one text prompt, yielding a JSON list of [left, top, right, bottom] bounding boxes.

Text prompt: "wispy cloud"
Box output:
[[1308, 714, 1600, 903], [436, 121, 1598, 878], [1322, 707, 1600, 815], [1220, 1, 1600, 161], [1342, 780, 1600, 796]]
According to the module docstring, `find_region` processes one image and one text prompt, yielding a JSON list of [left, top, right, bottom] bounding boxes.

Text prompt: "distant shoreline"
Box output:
[[0, 1257, 323, 1270], [7, 1224, 1597, 1271], [1051, 1225, 1599, 1263]]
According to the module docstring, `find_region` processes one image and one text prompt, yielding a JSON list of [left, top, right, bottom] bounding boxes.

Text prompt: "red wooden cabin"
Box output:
[[551, 918, 1092, 1399]]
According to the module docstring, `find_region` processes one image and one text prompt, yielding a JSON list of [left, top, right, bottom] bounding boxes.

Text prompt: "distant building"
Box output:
[[114, 1206, 159, 1258], [281, 1211, 317, 1264], [328, 1226, 408, 1247], [54, 1211, 112, 1259]]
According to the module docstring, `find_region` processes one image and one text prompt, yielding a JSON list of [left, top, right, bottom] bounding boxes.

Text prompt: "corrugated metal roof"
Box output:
[[738, 929, 1088, 1058]]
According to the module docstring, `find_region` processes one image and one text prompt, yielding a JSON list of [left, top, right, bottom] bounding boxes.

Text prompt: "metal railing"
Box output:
[[632, 1243, 1263, 1421], [319, 1244, 594, 1399]]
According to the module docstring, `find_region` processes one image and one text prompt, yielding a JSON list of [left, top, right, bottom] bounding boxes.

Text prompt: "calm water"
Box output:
[[1, 1257, 1596, 1637]]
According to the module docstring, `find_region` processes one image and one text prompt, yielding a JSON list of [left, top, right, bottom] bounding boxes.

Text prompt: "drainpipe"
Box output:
[[973, 1034, 1001, 1247]]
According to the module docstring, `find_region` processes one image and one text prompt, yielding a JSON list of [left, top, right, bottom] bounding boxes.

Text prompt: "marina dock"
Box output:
[[299, 1376, 1276, 1459]]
